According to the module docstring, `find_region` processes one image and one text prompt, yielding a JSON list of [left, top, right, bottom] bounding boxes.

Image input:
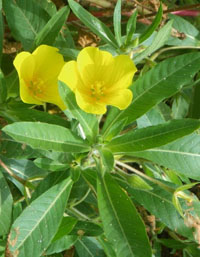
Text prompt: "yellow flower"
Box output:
[[14, 45, 66, 110], [58, 47, 137, 114]]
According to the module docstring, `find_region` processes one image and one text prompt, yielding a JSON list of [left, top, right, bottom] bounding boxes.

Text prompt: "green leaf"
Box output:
[[31, 170, 69, 202], [99, 148, 114, 173], [117, 178, 193, 239], [139, 4, 163, 44], [134, 20, 173, 64], [0, 156, 47, 180], [130, 133, 200, 180], [137, 103, 171, 128], [75, 237, 106, 257], [125, 10, 137, 46], [97, 172, 152, 257], [98, 235, 117, 257], [172, 93, 189, 119], [59, 81, 98, 143], [0, 170, 13, 236], [0, 71, 7, 103], [0, 133, 38, 159], [36, 0, 57, 17], [110, 52, 200, 127], [101, 108, 127, 141], [0, 10, 3, 67], [2, 122, 90, 153], [5, 70, 19, 98], [59, 47, 79, 60], [34, 158, 70, 172], [3, 0, 50, 50], [53, 216, 77, 241], [7, 177, 73, 257], [113, 0, 122, 46], [106, 119, 200, 154], [189, 81, 200, 119], [34, 6, 70, 47], [46, 235, 77, 255], [68, 0, 118, 49], [167, 14, 200, 46], [70, 220, 103, 237], [126, 174, 153, 191]]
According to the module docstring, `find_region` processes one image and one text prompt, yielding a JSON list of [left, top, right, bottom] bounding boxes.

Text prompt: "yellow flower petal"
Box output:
[[34, 78, 66, 110], [14, 53, 35, 83], [105, 89, 133, 110], [76, 91, 107, 114], [77, 46, 114, 87], [58, 61, 83, 92], [19, 55, 35, 82], [13, 51, 32, 77], [106, 55, 137, 90], [20, 79, 42, 105], [32, 45, 64, 80]]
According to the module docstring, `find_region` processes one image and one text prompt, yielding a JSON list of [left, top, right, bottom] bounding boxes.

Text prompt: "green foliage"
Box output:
[[34, 6, 70, 47], [1, 1, 200, 256], [0, 170, 13, 235], [3, 0, 50, 50], [97, 171, 152, 257]]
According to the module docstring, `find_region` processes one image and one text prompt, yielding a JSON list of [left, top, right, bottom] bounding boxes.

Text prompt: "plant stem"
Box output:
[[115, 160, 174, 193], [69, 207, 91, 220], [0, 159, 35, 190], [70, 188, 91, 208], [151, 46, 200, 61]]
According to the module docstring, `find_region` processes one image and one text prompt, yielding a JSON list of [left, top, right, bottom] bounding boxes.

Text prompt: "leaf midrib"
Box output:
[[133, 54, 200, 104], [13, 0, 37, 36], [144, 148, 200, 157], [5, 130, 88, 149], [102, 177, 135, 257], [13, 179, 72, 251], [109, 122, 197, 148]]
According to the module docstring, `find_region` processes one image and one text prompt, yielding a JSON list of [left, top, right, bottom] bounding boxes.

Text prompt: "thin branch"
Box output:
[[115, 160, 174, 193], [151, 46, 200, 61], [70, 188, 91, 208], [0, 159, 35, 189]]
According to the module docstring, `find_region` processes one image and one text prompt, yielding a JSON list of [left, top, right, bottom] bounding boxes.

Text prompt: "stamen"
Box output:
[[28, 78, 45, 97], [90, 81, 105, 100]]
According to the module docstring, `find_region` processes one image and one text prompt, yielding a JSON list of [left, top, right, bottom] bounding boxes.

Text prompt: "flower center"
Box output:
[[28, 78, 44, 98], [90, 81, 105, 100]]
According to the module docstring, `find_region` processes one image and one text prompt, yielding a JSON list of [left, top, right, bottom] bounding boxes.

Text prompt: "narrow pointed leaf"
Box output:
[[130, 133, 200, 180], [134, 20, 173, 64], [68, 0, 118, 48], [0, 9, 3, 66], [125, 10, 137, 46], [2, 122, 90, 153], [75, 237, 106, 257], [107, 119, 200, 154], [117, 178, 194, 239], [97, 172, 151, 257], [0, 170, 13, 236], [113, 0, 122, 46], [3, 0, 49, 50], [7, 177, 73, 257], [139, 4, 163, 44], [34, 6, 70, 47]]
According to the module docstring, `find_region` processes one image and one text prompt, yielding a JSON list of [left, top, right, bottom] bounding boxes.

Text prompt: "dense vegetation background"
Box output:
[[1, 0, 200, 256]]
